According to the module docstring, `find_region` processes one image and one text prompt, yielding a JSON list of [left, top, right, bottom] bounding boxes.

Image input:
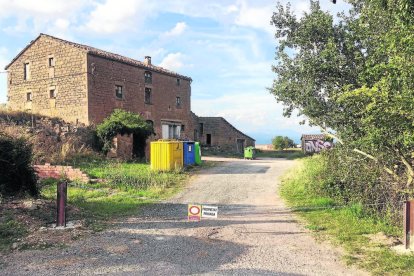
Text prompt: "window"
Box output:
[[162, 124, 181, 139], [176, 97, 181, 107], [176, 78, 181, 86], [26, 92, 32, 102], [170, 125, 180, 139], [144, 71, 152, 84], [48, 57, 55, 67], [49, 89, 56, 99], [24, 62, 30, 80], [145, 87, 152, 104], [181, 124, 185, 131], [199, 123, 204, 135], [115, 85, 123, 99]]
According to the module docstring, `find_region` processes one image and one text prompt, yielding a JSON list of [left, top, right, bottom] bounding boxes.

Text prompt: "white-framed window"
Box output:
[[162, 124, 181, 139], [176, 96, 181, 107], [115, 85, 123, 99], [24, 62, 30, 80]]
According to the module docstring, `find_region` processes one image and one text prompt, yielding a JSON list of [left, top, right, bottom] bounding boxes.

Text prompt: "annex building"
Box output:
[[5, 34, 254, 155]]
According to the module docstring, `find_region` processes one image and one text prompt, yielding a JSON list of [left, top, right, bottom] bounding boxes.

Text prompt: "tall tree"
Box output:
[[270, 0, 414, 188]]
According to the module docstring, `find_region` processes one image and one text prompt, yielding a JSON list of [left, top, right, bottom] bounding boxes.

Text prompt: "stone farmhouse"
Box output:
[[5, 33, 255, 156]]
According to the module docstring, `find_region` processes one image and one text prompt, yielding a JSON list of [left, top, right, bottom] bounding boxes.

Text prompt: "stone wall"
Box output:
[[197, 117, 255, 152], [6, 35, 89, 124], [107, 134, 133, 160], [0, 111, 95, 164]]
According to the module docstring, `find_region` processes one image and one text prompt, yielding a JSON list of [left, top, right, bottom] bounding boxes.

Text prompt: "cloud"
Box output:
[[0, 0, 87, 18], [159, 52, 185, 71], [0, 47, 9, 103], [234, 0, 274, 34], [81, 0, 150, 34], [0, 0, 88, 35], [0, 47, 8, 69], [164, 22, 187, 37], [193, 92, 317, 136]]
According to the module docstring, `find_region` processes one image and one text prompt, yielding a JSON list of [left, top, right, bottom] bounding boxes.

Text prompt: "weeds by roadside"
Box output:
[[280, 156, 414, 275], [0, 212, 27, 251], [256, 149, 305, 160], [41, 160, 189, 222]]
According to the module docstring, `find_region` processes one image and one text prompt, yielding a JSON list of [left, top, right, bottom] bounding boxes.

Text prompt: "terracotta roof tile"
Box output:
[[5, 33, 192, 81]]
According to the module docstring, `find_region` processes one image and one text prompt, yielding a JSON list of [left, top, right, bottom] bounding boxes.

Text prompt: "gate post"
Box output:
[[56, 180, 67, 227], [404, 200, 414, 249]]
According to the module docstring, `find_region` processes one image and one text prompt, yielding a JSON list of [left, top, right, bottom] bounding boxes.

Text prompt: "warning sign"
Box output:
[[188, 204, 201, 221], [202, 205, 218, 219]]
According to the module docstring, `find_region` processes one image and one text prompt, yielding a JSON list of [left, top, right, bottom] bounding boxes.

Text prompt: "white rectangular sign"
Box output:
[[201, 205, 218, 219]]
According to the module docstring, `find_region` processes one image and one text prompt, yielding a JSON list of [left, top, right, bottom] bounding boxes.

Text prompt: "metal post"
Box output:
[[404, 200, 414, 249], [56, 181, 67, 227]]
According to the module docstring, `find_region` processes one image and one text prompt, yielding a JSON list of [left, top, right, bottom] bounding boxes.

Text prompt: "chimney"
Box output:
[[144, 56, 151, 66]]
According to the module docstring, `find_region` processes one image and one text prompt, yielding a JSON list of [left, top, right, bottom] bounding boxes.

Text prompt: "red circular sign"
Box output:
[[189, 206, 200, 215]]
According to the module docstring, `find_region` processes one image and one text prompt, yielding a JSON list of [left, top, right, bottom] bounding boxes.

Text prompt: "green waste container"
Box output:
[[244, 146, 256, 160], [195, 142, 202, 165]]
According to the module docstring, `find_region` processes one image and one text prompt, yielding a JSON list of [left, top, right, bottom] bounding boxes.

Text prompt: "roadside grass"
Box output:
[[280, 156, 414, 275], [256, 148, 305, 160], [0, 212, 27, 251], [40, 159, 190, 230]]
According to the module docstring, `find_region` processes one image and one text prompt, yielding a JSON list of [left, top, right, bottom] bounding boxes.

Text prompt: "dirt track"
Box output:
[[1, 157, 365, 275]]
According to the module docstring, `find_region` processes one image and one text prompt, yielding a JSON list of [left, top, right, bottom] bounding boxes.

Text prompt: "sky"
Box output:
[[0, 0, 350, 144]]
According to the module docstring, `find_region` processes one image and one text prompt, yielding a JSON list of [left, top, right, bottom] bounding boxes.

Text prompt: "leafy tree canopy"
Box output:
[[272, 136, 296, 150], [270, 0, 414, 187]]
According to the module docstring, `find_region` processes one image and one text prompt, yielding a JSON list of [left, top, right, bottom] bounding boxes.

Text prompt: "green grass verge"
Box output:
[[41, 160, 189, 230], [280, 156, 414, 275], [256, 149, 305, 159]]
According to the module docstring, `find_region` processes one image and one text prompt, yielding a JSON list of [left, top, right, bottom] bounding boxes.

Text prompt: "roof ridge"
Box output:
[[199, 116, 255, 141], [6, 33, 192, 81]]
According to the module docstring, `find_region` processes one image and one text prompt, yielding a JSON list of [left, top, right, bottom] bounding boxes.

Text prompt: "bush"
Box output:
[[0, 133, 38, 197], [97, 109, 153, 154], [0, 110, 98, 164], [310, 147, 405, 224]]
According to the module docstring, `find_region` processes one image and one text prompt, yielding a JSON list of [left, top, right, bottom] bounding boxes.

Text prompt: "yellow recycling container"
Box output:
[[150, 140, 183, 171]]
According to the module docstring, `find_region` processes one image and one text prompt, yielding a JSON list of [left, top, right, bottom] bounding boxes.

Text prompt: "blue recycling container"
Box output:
[[183, 141, 196, 166]]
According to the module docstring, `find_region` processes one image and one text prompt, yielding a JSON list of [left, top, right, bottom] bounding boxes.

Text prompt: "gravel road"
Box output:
[[1, 157, 366, 275]]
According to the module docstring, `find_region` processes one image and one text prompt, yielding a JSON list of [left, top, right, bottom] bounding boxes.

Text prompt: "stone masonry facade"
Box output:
[[6, 35, 88, 123], [5, 33, 255, 154], [196, 117, 255, 153]]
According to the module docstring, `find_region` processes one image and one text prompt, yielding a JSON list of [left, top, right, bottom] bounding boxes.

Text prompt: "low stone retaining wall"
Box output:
[[34, 163, 90, 183]]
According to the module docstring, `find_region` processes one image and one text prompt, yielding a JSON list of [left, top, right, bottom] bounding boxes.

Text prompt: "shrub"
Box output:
[[0, 110, 99, 164], [310, 147, 405, 224], [96, 109, 153, 154], [0, 133, 38, 197], [272, 136, 295, 150]]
